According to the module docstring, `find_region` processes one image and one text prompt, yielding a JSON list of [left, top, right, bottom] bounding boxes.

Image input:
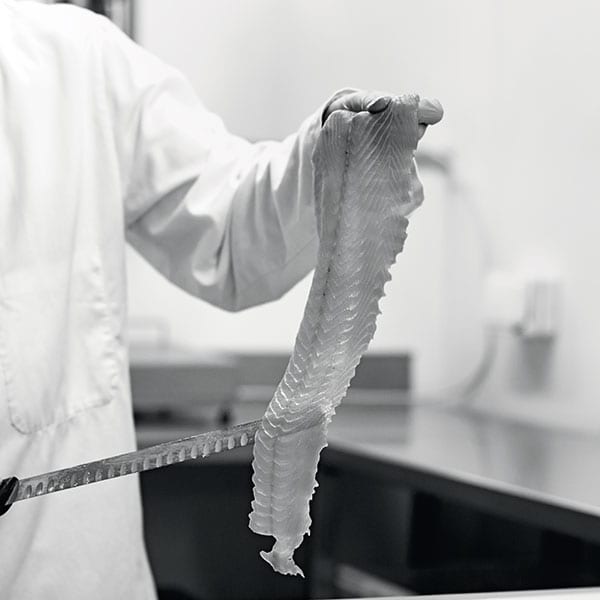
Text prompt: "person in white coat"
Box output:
[[0, 1, 442, 598]]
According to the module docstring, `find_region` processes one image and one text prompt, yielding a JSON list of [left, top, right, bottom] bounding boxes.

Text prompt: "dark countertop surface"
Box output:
[[136, 400, 600, 531]]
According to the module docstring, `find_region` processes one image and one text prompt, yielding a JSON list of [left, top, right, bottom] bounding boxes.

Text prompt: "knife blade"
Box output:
[[4, 419, 261, 507]]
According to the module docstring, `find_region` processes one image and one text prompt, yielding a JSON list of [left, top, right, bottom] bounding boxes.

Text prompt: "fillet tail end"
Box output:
[[260, 543, 305, 577]]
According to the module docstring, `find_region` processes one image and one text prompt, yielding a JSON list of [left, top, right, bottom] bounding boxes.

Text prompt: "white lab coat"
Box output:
[[0, 1, 324, 597]]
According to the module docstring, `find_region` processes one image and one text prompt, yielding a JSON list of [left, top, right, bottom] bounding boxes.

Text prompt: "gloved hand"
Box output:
[[322, 89, 443, 217], [0, 477, 19, 516], [322, 89, 443, 138]]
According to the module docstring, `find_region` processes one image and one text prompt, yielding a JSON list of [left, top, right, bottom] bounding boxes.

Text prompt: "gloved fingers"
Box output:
[[418, 98, 444, 125], [324, 91, 443, 139], [417, 97, 444, 140], [0, 477, 19, 516], [323, 90, 391, 123]]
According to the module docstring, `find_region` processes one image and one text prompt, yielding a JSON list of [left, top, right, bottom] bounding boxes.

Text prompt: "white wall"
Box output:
[[130, 0, 600, 427], [464, 1, 600, 426]]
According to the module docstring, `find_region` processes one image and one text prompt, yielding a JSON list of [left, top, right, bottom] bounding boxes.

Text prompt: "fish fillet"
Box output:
[[249, 95, 423, 575]]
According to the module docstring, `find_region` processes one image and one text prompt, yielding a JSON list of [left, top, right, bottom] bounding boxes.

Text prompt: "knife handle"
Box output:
[[0, 477, 19, 516]]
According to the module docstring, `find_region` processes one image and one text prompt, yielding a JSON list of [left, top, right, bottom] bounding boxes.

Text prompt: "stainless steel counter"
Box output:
[[138, 401, 600, 542], [137, 402, 600, 597], [327, 404, 600, 511], [322, 403, 600, 545]]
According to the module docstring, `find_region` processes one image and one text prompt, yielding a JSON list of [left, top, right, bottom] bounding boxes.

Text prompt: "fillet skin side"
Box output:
[[249, 95, 423, 575]]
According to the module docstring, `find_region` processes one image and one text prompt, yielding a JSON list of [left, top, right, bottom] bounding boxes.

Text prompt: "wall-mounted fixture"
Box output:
[[484, 264, 560, 340]]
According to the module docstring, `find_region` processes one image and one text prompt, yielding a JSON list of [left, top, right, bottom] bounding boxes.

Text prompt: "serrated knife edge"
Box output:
[[9, 419, 261, 504]]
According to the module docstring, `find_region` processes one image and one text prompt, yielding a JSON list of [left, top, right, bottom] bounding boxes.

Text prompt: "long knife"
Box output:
[[0, 419, 261, 515]]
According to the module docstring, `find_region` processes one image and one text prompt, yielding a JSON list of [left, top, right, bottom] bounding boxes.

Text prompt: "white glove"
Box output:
[[323, 89, 443, 139]]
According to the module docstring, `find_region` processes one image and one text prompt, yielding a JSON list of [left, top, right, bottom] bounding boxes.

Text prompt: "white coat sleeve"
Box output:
[[96, 18, 326, 311]]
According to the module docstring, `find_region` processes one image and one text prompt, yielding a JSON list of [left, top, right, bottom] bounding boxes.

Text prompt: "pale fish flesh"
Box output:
[[249, 95, 423, 575]]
